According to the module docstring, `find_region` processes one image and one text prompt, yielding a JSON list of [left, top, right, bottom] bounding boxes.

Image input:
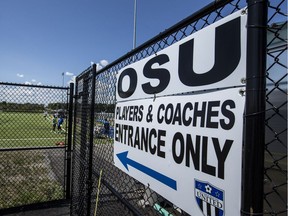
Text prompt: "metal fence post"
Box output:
[[66, 82, 74, 200], [78, 73, 90, 215], [242, 0, 268, 215], [86, 64, 97, 216]]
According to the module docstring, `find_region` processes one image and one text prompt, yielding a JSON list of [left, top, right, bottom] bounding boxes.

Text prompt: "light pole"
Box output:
[[133, 0, 137, 49], [62, 72, 65, 87], [61, 72, 65, 106]]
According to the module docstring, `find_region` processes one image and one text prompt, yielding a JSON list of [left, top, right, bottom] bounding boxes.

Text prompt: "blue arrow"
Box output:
[[116, 151, 177, 190]]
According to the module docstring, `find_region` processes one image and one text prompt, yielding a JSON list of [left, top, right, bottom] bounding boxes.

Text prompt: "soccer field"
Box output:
[[0, 112, 66, 148]]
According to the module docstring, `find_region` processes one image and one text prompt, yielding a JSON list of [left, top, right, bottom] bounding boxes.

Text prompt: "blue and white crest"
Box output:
[[195, 179, 225, 216]]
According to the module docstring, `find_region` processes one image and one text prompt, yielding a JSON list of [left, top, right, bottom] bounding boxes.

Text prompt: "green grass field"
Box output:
[[0, 112, 66, 148], [0, 151, 64, 209], [0, 112, 65, 208]]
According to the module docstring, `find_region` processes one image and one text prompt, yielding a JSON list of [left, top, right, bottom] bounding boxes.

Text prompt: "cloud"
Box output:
[[65, 72, 73, 76], [90, 60, 108, 70], [100, 59, 108, 67], [96, 63, 103, 71], [37, 82, 42, 85], [25, 81, 31, 85], [31, 79, 36, 82], [17, 73, 24, 78], [67, 76, 76, 85]]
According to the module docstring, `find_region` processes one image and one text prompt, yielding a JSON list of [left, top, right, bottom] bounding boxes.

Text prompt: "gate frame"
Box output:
[[0, 82, 74, 214]]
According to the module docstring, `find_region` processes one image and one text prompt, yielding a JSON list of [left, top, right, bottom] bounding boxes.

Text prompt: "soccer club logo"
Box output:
[[195, 179, 225, 216]]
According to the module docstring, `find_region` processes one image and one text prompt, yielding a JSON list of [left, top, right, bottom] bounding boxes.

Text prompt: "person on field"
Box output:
[[103, 119, 110, 138], [57, 116, 64, 132], [52, 115, 57, 131]]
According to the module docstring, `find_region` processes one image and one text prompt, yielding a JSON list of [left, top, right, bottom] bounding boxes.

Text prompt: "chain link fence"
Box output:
[[0, 82, 71, 213], [71, 0, 287, 215], [264, 0, 287, 214]]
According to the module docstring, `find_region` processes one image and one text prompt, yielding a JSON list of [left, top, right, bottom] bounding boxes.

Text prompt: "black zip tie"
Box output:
[[245, 75, 267, 80], [244, 107, 274, 117], [247, 24, 269, 29], [241, 209, 269, 215]]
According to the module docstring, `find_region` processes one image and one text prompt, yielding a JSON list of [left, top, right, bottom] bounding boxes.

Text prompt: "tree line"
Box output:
[[0, 101, 115, 113], [0, 102, 45, 113]]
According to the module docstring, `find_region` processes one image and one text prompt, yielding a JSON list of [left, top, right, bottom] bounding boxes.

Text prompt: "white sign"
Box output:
[[114, 8, 247, 216], [116, 9, 247, 102], [114, 88, 245, 216], [77, 78, 83, 94]]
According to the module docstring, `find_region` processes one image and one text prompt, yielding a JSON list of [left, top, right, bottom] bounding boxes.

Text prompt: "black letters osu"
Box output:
[[118, 17, 241, 98]]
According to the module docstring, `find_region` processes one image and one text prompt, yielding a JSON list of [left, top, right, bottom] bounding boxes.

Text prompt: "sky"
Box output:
[[0, 0, 213, 87]]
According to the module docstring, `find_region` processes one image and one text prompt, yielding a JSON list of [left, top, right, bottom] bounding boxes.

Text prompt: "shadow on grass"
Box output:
[[0, 151, 63, 209]]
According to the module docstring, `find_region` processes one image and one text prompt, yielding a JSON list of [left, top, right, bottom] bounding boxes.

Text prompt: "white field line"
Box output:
[[0, 137, 65, 141]]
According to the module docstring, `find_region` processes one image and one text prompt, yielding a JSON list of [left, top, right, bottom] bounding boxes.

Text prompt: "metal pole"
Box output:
[[242, 0, 267, 215], [66, 82, 74, 199], [62, 72, 65, 87], [87, 64, 97, 216], [133, 0, 137, 49], [62, 72, 65, 106], [78, 74, 89, 215]]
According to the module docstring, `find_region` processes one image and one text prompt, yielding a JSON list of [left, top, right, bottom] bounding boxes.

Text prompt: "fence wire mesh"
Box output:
[[71, 69, 95, 216], [0, 83, 70, 211], [71, 0, 287, 215], [264, 0, 287, 215]]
